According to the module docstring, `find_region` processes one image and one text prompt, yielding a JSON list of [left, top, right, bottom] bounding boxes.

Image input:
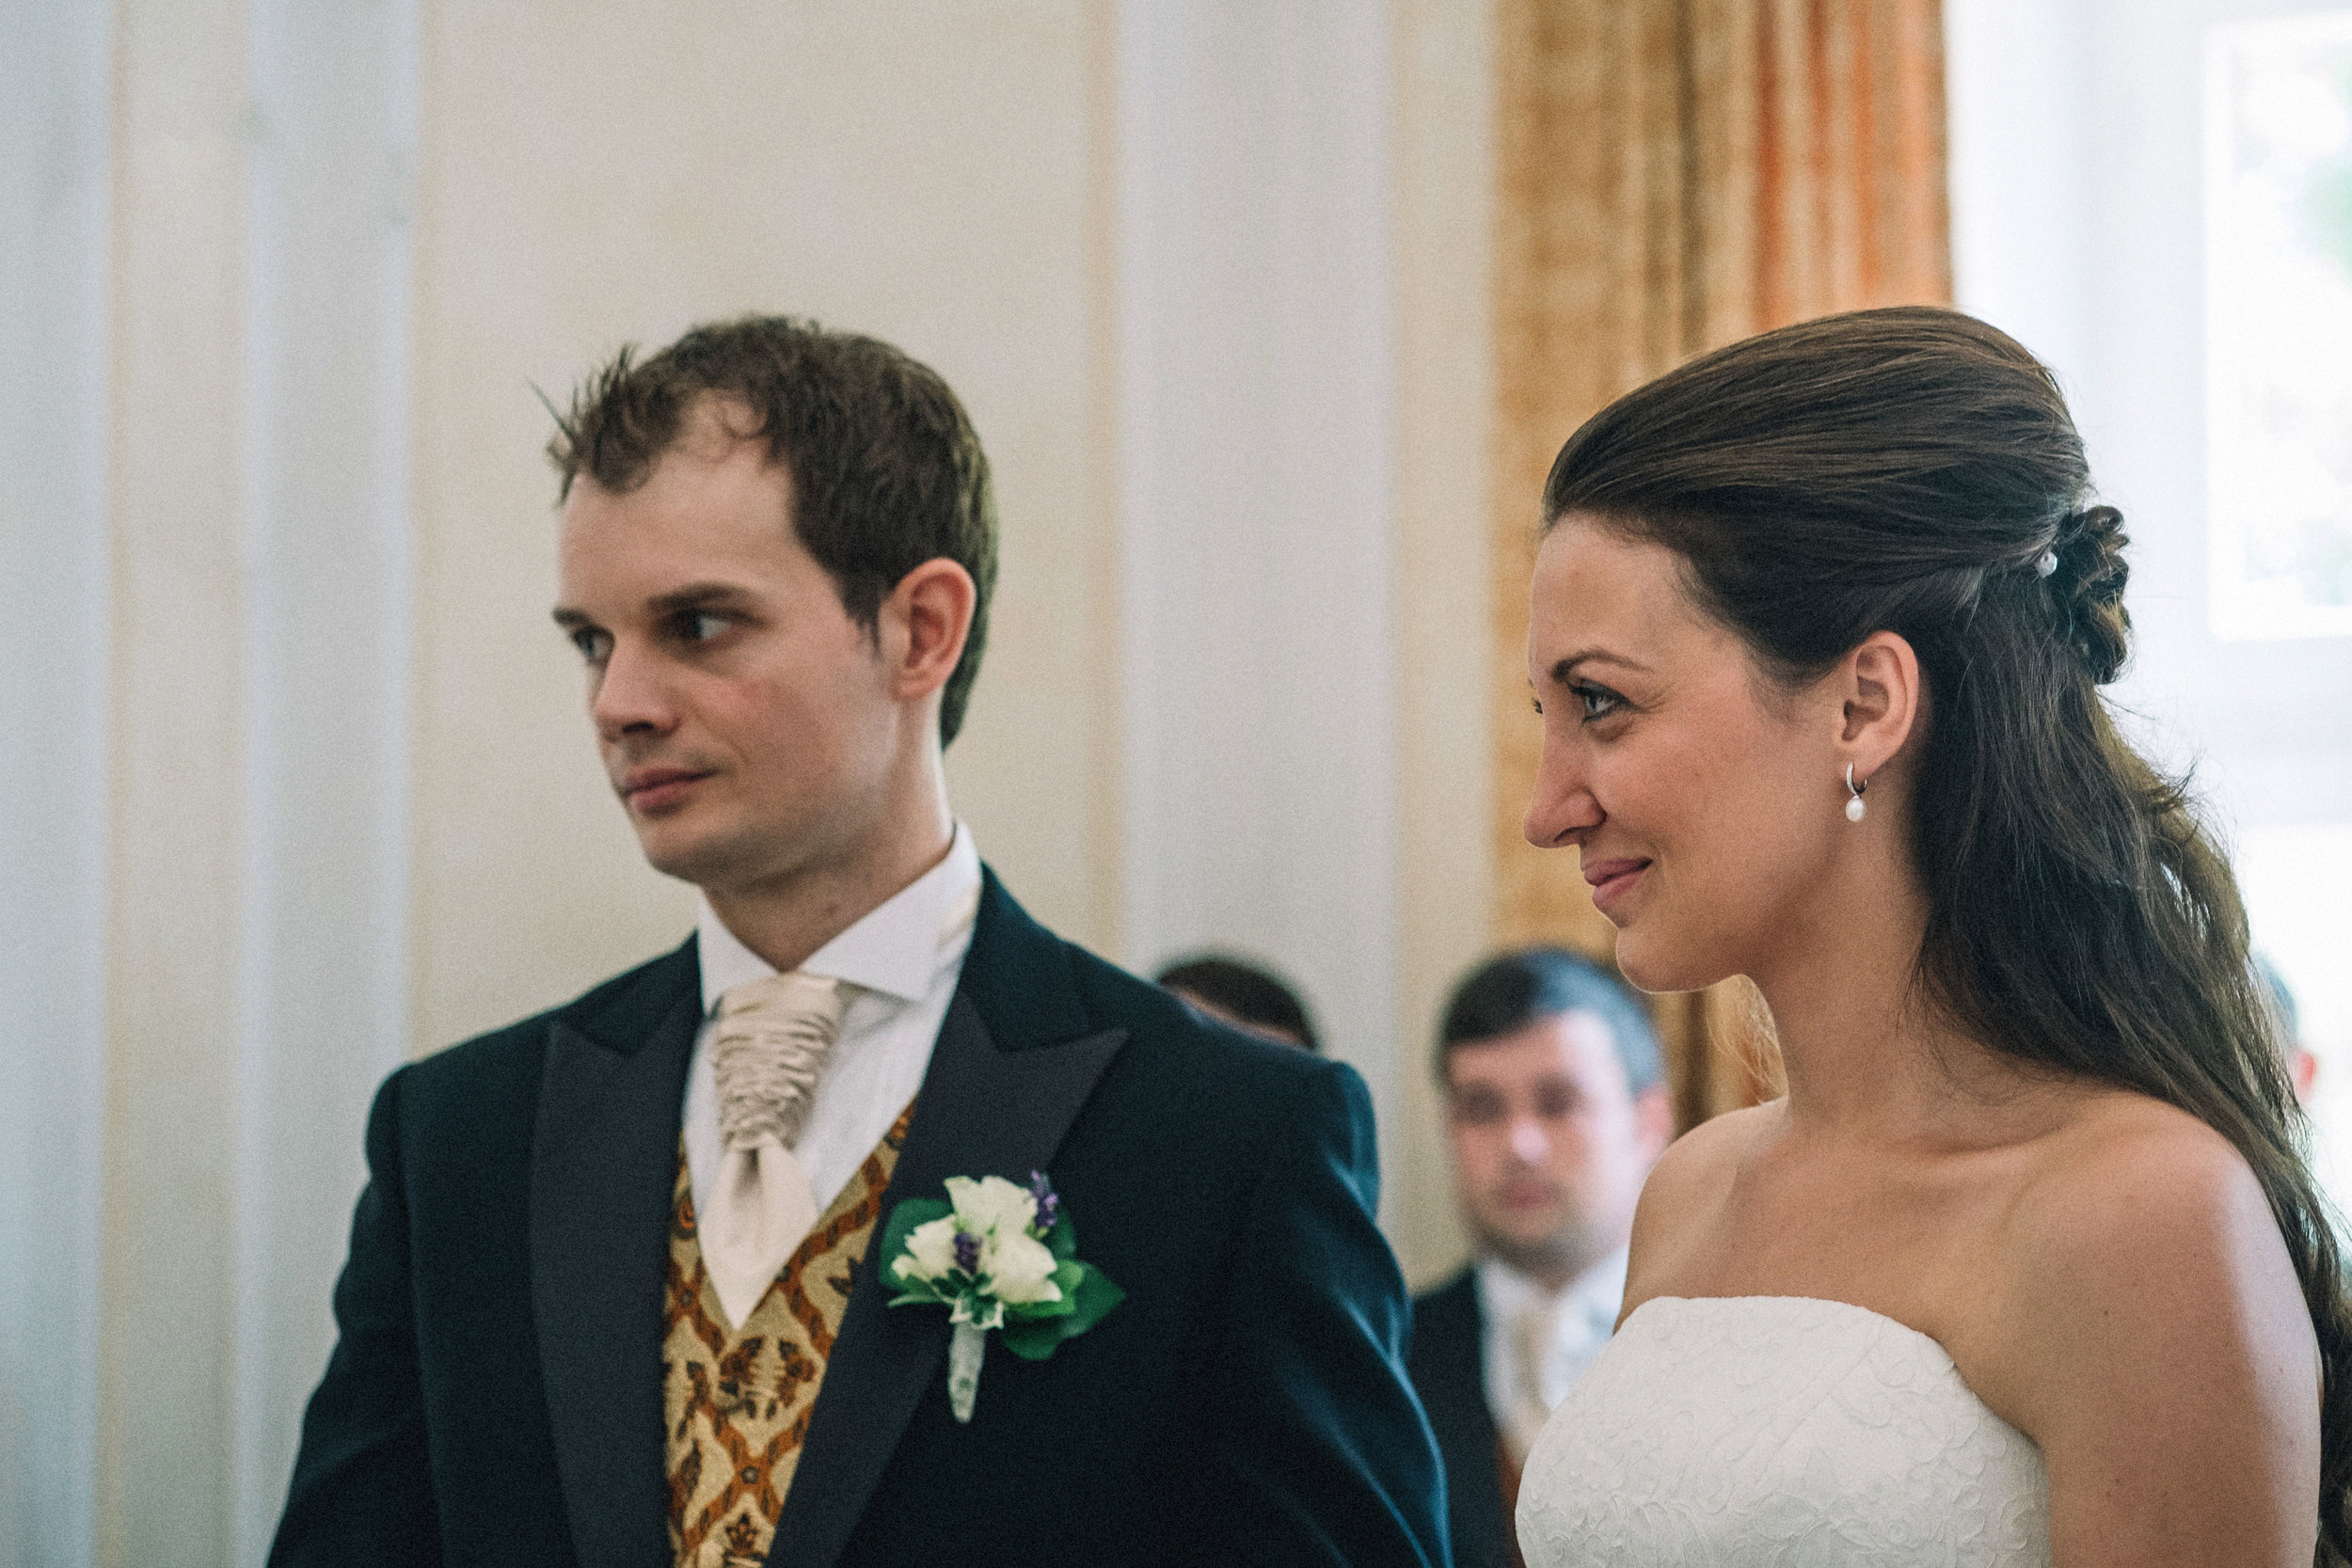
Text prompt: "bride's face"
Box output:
[[1524, 517, 1849, 992]]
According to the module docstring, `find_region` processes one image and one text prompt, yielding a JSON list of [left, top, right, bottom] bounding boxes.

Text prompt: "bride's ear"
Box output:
[[1837, 630, 1922, 779]]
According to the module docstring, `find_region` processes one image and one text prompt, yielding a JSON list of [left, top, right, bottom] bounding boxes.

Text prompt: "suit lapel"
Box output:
[[530, 938, 701, 1568], [767, 873, 1126, 1568]]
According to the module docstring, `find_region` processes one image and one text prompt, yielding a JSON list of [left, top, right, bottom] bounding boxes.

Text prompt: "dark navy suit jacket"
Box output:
[[270, 870, 1449, 1567], [1408, 1269, 1511, 1568]]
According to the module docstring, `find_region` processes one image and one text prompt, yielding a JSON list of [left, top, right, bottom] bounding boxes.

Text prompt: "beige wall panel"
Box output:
[[1391, 0, 1496, 1287], [410, 1, 1112, 1053]]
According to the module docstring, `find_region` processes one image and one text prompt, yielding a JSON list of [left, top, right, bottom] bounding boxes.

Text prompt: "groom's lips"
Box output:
[[620, 766, 713, 814], [1582, 857, 1651, 915]]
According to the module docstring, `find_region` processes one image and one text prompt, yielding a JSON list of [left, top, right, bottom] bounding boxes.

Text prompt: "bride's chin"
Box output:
[[1613, 926, 1722, 997]]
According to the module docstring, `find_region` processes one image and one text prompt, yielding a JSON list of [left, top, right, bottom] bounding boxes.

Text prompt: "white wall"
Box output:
[[1115, 0, 1405, 1208]]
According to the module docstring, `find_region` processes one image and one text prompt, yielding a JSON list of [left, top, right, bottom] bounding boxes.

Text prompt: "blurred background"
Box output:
[[4, 1, 2348, 1561]]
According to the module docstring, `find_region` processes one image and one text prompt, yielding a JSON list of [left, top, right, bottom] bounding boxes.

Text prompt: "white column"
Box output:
[[99, 0, 250, 1555], [231, 0, 417, 1559], [0, 1, 114, 1561], [1116, 0, 1404, 1206]]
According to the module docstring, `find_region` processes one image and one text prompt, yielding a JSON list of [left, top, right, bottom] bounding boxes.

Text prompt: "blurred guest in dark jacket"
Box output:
[[1408, 947, 1671, 1568]]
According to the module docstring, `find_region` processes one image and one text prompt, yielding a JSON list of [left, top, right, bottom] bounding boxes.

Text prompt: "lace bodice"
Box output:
[[1517, 1295, 2051, 1567]]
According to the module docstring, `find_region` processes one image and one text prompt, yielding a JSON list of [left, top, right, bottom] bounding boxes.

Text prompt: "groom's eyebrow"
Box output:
[[1551, 647, 1650, 682]]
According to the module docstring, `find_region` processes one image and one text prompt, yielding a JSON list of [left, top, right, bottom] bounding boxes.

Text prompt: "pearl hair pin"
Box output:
[[1844, 764, 1867, 823], [2034, 549, 2058, 578]]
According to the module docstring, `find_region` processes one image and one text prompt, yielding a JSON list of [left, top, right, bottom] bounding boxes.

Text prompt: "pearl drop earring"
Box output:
[[1844, 764, 1867, 823]]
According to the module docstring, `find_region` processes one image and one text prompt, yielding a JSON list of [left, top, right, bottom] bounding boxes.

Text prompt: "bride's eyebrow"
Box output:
[[1551, 647, 1650, 683]]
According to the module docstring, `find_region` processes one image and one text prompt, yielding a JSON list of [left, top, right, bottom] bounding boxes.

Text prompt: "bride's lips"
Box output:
[[1582, 857, 1651, 916], [619, 766, 713, 814]]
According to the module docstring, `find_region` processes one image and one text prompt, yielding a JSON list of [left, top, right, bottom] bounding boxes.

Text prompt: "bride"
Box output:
[[1510, 308, 2348, 1566]]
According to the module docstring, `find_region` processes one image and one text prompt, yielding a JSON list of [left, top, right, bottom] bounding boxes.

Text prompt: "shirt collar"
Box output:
[[1476, 1246, 1630, 1327], [696, 821, 982, 1013]]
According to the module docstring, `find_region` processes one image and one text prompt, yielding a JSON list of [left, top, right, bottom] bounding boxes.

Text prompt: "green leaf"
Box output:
[[1046, 1259, 1086, 1307], [1044, 1211, 1078, 1262], [997, 1261, 1124, 1361], [1000, 1315, 1063, 1359], [1061, 1261, 1125, 1338]]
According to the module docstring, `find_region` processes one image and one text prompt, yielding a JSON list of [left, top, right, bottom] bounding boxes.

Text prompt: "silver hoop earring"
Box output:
[[1844, 764, 1867, 823]]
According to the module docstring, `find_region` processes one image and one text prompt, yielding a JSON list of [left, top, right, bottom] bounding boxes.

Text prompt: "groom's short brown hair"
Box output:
[[546, 315, 999, 746]]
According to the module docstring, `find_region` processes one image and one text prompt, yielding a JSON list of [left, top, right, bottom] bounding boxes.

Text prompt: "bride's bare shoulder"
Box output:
[[1973, 1086, 2318, 1555], [1623, 1101, 1777, 1279], [2004, 1087, 2285, 1297]]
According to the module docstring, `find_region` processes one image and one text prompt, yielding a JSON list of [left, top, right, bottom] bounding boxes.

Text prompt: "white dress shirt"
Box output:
[[681, 823, 982, 1246], [1478, 1246, 1629, 1439]]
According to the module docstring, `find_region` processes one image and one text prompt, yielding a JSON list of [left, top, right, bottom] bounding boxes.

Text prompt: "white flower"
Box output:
[[944, 1174, 1037, 1240], [895, 1215, 963, 1283], [981, 1228, 1063, 1306]]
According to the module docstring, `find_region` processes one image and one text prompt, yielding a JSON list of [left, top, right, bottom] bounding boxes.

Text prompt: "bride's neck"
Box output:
[[1748, 857, 1992, 1145]]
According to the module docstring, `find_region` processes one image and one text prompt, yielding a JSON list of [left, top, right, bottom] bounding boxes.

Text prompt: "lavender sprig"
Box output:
[[1027, 1169, 1061, 1236]]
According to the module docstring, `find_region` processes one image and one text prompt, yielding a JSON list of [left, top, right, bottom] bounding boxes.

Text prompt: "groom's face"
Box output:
[[553, 402, 903, 896]]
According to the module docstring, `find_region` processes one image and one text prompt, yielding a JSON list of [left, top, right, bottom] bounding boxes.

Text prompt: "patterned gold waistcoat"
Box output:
[[662, 1104, 912, 1568]]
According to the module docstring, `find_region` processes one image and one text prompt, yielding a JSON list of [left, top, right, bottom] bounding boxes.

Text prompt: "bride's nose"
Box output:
[[1525, 733, 1602, 849]]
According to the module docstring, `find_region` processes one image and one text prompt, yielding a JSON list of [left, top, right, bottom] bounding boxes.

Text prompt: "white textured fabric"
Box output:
[[1479, 1250, 1628, 1464], [1517, 1295, 2051, 1568], [702, 971, 850, 1328], [682, 823, 982, 1295]]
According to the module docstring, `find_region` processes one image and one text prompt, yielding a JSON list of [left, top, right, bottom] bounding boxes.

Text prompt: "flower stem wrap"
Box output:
[[947, 1321, 987, 1424]]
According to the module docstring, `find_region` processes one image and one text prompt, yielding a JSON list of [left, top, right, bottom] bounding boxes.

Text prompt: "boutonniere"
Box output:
[[882, 1170, 1124, 1423]]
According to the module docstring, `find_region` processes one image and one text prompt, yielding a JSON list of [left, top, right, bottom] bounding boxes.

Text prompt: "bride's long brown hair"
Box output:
[[1543, 306, 2352, 1562]]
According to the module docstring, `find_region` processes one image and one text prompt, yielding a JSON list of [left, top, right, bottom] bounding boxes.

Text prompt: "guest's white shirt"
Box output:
[[681, 823, 982, 1240], [1479, 1247, 1629, 1431]]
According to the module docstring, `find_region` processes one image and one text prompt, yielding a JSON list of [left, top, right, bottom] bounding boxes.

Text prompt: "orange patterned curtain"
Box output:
[[1492, 0, 1950, 1131]]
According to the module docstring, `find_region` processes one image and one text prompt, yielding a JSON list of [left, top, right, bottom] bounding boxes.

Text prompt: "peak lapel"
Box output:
[[766, 876, 1125, 1568], [530, 941, 700, 1568]]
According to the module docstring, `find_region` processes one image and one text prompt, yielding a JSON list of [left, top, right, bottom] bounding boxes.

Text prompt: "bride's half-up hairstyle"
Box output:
[[1544, 305, 2352, 1560]]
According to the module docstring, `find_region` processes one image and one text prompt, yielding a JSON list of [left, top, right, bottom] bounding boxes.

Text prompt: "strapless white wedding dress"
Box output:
[[1517, 1295, 2051, 1566]]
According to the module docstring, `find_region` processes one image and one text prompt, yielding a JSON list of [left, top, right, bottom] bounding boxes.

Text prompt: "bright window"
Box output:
[[2240, 824, 2352, 1192], [2207, 11, 2352, 640]]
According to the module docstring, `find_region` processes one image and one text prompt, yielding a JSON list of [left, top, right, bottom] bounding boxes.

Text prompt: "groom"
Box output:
[[270, 317, 1448, 1567]]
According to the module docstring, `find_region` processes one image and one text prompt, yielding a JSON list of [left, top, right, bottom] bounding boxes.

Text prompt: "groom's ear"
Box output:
[[880, 557, 977, 709], [1836, 629, 1922, 777]]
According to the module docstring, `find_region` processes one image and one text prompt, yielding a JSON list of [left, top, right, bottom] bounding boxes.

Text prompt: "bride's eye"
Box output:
[[1571, 681, 1625, 721]]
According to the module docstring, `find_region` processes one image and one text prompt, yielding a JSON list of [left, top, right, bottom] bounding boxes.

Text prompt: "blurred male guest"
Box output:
[[1156, 952, 1320, 1051], [271, 317, 1446, 1568], [2261, 954, 2322, 1104], [1408, 947, 1671, 1568]]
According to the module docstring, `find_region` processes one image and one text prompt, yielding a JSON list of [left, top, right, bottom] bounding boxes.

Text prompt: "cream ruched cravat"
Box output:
[[1505, 1293, 1564, 1465], [703, 970, 852, 1328]]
